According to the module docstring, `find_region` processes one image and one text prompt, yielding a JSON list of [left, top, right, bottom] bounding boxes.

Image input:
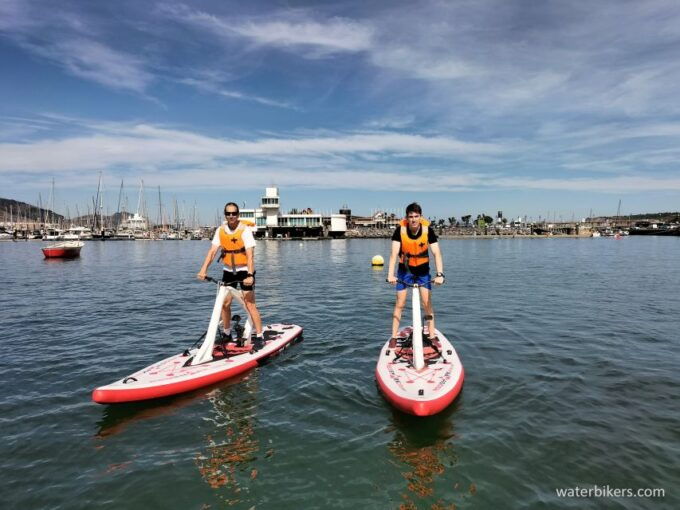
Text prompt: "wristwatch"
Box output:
[[435, 272, 445, 278]]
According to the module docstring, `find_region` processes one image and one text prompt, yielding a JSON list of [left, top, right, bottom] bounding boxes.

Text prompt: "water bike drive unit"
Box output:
[[92, 277, 302, 404], [376, 280, 464, 416]]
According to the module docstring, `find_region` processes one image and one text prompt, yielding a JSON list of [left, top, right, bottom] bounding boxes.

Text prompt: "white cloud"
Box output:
[[3, 119, 679, 196], [178, 78, 296, 109], [26, 39, 153, 93], [170, 7, 373, 55], [491, 176, 680, 193], [370, 46, 480, 80], [365, 115, 415, 130], [230, 18, 374, 54], [0, 0, 153, 93], [0, 122, 508, 173], [20, 160, 680, 196]]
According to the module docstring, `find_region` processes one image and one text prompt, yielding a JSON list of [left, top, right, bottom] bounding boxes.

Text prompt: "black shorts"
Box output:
[[222, 270, 254, 291]]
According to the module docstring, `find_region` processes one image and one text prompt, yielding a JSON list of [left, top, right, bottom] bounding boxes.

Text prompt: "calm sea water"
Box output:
[[1, 237, 678, 509]]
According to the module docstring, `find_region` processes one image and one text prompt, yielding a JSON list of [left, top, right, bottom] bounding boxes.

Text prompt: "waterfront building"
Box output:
[[240, 187, 346, 238], [351, 211, 400, 229]]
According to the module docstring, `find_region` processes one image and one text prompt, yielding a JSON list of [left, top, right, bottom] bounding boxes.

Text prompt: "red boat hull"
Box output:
[[42, 247, 82, 258]]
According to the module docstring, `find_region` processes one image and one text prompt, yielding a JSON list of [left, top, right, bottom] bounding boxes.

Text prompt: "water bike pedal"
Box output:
[[212, 342, 252, 358], [252, 335, 267, 351], [400, 339, 413, 349], [217, 331, 233, 345], [423, 336, 442, 349]]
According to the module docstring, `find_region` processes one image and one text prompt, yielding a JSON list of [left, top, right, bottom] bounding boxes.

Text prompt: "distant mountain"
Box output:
[[0, 198, 62, 222], [1, 198, 135, 225]]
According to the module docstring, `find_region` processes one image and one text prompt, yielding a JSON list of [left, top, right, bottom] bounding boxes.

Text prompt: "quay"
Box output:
[[2, 192, 679, 241]]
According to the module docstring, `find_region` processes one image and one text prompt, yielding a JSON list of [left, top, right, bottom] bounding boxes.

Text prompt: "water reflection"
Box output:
[[195, 373, 260, 506], [261, 238, 281, 259], [328, 238, 349, 266], [386, 400, 475, 509], [43, 257, 82, 265], [94, 373, 251, 438]]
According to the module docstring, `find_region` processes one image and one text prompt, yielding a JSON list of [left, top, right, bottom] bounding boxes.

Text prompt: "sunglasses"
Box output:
[[225, 211, 239, 216]]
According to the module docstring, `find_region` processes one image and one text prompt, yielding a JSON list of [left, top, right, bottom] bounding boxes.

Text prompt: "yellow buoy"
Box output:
[[371, 254, 385, 266]]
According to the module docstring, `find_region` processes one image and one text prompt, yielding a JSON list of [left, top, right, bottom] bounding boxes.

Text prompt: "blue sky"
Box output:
[[1, 0, 680, 223]]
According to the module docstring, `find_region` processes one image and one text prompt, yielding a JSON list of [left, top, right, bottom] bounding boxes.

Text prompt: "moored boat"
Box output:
[[41, 240, 84, 258]]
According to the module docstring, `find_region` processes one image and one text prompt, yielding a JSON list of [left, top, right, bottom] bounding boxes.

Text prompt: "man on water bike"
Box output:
[[197, 202, 265, 349], [387, 202, 445, 342]]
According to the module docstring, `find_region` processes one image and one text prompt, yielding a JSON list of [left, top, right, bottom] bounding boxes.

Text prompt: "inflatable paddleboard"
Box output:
[[376, 326, 464, 416], [92, 324, 302, 404], [94, 277, 302, 404]]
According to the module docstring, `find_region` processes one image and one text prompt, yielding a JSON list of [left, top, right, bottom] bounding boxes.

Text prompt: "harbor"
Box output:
[[0, 186, 348, 242], [2, 189, 679, 242]]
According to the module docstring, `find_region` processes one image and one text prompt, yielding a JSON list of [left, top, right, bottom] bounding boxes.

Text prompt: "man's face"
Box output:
[[407, 212, 421, 229], [225, 207, 239, 227]]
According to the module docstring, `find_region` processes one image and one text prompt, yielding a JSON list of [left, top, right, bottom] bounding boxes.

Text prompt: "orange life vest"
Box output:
[[218, 220, 255, 269], [399, 218, 430, 267]]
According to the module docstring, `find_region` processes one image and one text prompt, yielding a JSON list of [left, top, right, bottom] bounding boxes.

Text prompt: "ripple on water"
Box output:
[[1, 238, 680, 509]]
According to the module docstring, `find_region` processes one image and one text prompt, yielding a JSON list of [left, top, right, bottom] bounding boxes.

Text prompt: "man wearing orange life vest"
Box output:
[[387, 202, 445, 342], [197, 202, 265, 349]]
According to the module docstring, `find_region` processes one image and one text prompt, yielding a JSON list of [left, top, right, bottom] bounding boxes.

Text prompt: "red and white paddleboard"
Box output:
[[376, 327, 464, 416], [92, 324, 302, 404]]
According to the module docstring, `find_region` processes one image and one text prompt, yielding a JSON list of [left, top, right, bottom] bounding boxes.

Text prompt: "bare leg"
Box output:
[[242, 290, 263, 335], [419, 286, 435, 338], [392, 289, 407, 337], [221, 294, 233, 334]]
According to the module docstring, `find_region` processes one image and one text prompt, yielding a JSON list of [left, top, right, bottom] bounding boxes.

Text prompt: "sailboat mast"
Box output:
[[93, 172, 102, 231], [99, 177, 105, 232], [38, 193, 44, 228], [48, 178, 55, 226], [158, 186, 162, 232], [116, 179, 124, 230]]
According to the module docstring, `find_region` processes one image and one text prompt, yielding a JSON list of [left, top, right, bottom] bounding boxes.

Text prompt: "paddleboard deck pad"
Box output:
[[376, 326, 464, 416], [92, 324, 302, 404]]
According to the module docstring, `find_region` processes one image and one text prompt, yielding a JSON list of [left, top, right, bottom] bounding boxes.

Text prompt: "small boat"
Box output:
[[114, 229, 135, 240], [42, 228, 64, 241], [63, 226, 93, 240], [376, 280, 464, 416], [41, 240, 84, 258]]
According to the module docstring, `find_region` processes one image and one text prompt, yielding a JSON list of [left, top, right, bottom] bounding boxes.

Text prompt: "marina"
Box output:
[[2, 191, 678, 242]]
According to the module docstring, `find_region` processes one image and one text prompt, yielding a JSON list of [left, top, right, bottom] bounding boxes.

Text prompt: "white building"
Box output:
[[241, 187, 346, 238]]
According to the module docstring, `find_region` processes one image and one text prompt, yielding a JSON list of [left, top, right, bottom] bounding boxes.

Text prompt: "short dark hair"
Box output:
[[224, 202, 240, 216], [405, 202, 422, 216]]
